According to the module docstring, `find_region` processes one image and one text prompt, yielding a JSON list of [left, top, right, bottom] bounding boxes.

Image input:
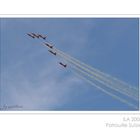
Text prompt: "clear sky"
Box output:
[[0, 18, 139, 111]]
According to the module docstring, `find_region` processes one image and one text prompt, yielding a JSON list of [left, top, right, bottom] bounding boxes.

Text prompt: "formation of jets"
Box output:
[[27, 33, 47, 40], [27, 33, 67, 68]]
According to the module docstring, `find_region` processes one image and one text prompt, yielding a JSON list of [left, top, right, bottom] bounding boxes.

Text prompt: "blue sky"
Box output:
[[0, 18, 139, 111]]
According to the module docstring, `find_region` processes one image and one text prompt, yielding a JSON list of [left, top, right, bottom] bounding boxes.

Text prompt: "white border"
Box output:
[[0, 14, 140, 17], [0, 111, 140, 114]]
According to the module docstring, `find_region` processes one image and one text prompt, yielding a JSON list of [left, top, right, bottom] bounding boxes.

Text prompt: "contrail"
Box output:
[[52, 47, 138, 101], [54, 47, 138, 93], [70, 66, 138, 109], [42, 42, 138, 108], [53, 47, 138, 97], [68, 59, 138, 108]]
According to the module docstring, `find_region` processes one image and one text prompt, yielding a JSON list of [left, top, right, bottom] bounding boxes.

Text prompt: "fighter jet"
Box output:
[[48, 50, 56, 55], [38, 34, 47, 40], [44, 43, 53, 49], [27, 33, 35, 38], [59, 62, 67, 68], [31, 33, 40, 38]]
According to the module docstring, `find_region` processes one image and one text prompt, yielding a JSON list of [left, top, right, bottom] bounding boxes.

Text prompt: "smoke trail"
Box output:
[[53, 47, 138, 98], [53, 49, 138, 101], [68, 57, 138, 101], [54, 47, 138, 91], [70, 66, 138, 109], [53, 48, 138, 93]]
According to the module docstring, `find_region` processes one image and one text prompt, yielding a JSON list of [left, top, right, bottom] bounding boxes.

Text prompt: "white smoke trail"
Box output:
[[54, 47, 138, 91], [68, 58, 138, 102], [53, 49, 138, 101], [52, 47, 138, 96], [53, 48, 138, 96], [70, 66, 138, 109]]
